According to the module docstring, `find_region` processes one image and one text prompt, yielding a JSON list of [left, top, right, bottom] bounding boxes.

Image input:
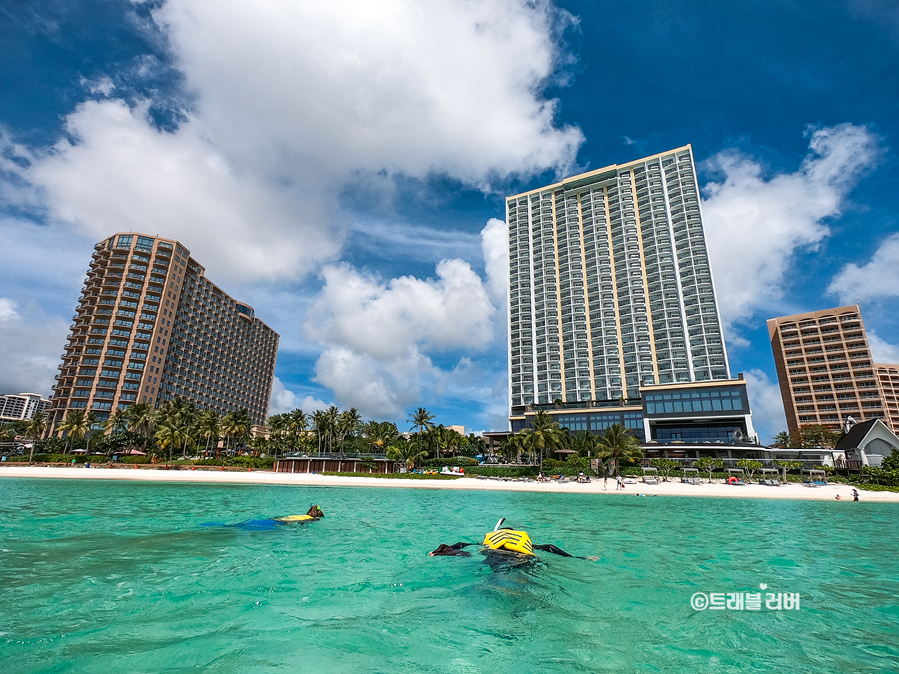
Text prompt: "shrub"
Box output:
[[464, 466, 538, 478], [421, 457, 480, 468]]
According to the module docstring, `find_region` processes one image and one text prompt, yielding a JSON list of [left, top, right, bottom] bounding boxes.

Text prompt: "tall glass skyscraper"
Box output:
[[49, 233, 279, 430], [507, 146, 753, 442]]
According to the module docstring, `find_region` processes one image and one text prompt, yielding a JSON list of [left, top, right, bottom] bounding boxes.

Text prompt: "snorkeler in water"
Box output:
[[429, 518, 598, 569], [208, 504, 325, 530]]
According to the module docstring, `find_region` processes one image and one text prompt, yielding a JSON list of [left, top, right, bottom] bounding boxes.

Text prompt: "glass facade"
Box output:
[[512, 410, 645, 439], [653, 425, 743, 442], [644, 386, 747, 416]]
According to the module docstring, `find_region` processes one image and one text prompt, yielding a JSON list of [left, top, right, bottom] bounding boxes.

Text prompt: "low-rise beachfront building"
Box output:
[[273, 456, 404, 474], [508, 375, 756, 444], [0, 393, 52, 422], [48, 233, 279, 433]]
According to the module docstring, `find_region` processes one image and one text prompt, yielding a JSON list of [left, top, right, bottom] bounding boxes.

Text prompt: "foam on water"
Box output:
[[1, 478, 897, 673]]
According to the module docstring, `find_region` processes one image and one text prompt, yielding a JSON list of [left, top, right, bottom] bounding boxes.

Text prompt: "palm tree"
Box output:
[[773, 431, 792, 448], [248, 435, 268, 457], [409, 407, 436, 457], [311, 409, 327, 455], [387, 438, 428, 471], [363, 421, 400, 454], [58, 409, 89, 454], [501, 433, 525, 464], [267, 413, 288, 457], [287, 408, 308, 454], [197, 409, 221, 457], [521, 410, 563, 471], [83, 411, 99, 454], [104, 408, 129, 435], [570, 430, 599, 458], [154, 415, 188, 464], [324, 406, 339, 454], [124, 402, 153, 451], [221, 409, 252, 454], [337, 408, 361, 454], [597, 423, 644, 477], [409, 407, 435, 435], [25, 411, 48, 465]]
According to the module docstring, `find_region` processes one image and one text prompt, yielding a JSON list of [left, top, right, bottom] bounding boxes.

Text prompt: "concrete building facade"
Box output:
[[506, 145, 755, 443], [49, 233, 279, 430], [767, 305, 898, 436], [0, 393, 51, 422]]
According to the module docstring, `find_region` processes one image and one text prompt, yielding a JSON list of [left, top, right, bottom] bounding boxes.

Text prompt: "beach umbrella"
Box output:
[[122, 449, 147, 456], [553, 449, 578, 454]]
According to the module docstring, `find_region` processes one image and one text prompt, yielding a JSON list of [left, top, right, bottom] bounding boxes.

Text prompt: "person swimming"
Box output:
[[429, 518, 598, 570], [211, 505, 325, 530]]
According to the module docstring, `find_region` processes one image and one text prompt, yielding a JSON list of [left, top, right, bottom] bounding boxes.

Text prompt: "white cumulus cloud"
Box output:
[[0, 297, 18, 321], [268, 376, 331, 416], [481, 217, 509, 305], [828, 232, 899, 304], [4, 0, 582, 285], [867, 330, 899, 365], [305, 219, 504, 419], [741, 369, 788, 445], [0, 298, 70, 397], [702, 123, 881, 328]]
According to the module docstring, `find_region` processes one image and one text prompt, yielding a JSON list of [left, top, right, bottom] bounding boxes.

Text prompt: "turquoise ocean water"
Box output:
[[1, 478, 897, 673]]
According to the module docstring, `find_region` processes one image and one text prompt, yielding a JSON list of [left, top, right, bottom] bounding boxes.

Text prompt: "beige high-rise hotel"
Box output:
[[48, 233, 279, 431], [768, 305, 899, 436]]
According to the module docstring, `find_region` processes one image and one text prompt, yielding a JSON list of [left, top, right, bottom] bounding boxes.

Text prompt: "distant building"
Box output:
[[48, 233, 279, 431], [505, 145, 755, 443], [0, 393, 51, 422], [767, 305, 899, 436]]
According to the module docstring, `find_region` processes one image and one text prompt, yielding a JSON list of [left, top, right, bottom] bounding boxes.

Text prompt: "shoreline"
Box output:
[[1, 465, 897, 502]]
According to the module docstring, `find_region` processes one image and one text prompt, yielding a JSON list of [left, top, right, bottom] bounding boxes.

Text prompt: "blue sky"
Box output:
[[2, 0, 898, 442]]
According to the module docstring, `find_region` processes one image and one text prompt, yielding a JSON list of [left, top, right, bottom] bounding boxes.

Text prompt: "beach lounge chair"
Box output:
[[642, 476, 659, 485], [622, 476, 639, 485]]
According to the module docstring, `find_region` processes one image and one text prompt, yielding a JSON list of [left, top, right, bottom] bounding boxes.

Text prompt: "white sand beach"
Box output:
[[2, 464, 897, 502]]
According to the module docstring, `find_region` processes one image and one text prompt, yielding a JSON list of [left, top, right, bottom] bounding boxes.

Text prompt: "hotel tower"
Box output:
[[48, 233, 279, 431], [506, 145, 755, 442], [768, 305, 899, 435]]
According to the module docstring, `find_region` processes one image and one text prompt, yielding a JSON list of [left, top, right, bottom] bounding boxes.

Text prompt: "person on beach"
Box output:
[[835, 494, 841, 500], [852, 489, 860, 502], [604, 476, 608, 491]]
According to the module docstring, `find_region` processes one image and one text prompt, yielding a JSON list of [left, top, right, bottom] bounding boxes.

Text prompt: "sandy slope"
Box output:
[[1, 465, 896, 502]]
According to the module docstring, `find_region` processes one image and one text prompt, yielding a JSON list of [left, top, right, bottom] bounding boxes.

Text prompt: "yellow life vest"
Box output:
[[273, 515, 315, 522], [482, 529, 535, 556]]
